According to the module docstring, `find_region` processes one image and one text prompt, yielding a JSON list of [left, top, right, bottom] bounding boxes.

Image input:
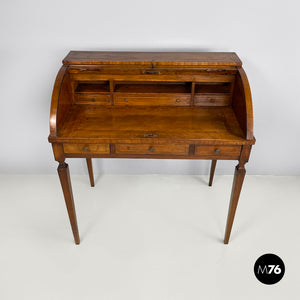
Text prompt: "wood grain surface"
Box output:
[[63, 51, 242, 66]]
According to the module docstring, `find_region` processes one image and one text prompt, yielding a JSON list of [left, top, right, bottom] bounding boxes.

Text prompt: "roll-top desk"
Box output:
[[48, 51, 255, 244]]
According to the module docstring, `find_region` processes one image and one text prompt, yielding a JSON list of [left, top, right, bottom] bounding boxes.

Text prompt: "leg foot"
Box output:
[[57, 162, 80, 244], [208, 160, 217, 186], [86, 158, 95, 187], [224, 164, 246, 244]]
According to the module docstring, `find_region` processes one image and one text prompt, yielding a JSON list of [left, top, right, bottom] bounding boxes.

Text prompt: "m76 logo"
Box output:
[[254, 254, 285, 284], [257, 264, 282, 274]]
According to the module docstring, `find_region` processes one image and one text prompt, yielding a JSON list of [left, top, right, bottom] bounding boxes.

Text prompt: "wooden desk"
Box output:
[[48, 51, 255, 244]]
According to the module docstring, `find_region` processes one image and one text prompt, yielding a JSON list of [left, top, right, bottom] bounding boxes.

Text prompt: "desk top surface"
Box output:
[[63, 51, 242, 67]]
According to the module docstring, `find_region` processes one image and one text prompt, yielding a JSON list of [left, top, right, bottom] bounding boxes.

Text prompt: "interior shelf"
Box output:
[[75, 81, 110, 93], [194, 82, 231, 94], [74, 81, 232, 95], [114, 82, 191, 93]]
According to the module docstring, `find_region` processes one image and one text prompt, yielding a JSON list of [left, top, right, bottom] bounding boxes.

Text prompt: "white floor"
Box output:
[[0, 174, 299, 299]]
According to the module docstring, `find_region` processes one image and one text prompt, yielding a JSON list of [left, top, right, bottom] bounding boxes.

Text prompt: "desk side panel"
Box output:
[[49, 65, 73, 137], [232, 67, 254, 140]]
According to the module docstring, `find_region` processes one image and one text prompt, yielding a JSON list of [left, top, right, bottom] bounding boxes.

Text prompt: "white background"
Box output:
[[0, 0, 299, 175]]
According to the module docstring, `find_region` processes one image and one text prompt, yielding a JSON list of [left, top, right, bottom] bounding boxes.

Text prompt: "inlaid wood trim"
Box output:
[[188, 144, 195, 155], [110, 143, 116, 154]]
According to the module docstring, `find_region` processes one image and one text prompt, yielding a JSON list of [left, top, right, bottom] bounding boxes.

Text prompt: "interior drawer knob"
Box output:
[[144, 133, 158, 137], [143, 70, 160, 75], [91, 98, 95, 102], [83, 146, 89, 151], [215, 148, 221, 154], [124, 98, 128, 102], [176, 99, 181, 103], [149, 147, 155, 152]]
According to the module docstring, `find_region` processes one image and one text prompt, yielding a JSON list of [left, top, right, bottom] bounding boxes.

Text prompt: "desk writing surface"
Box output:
[[57, 106, 247, 144]]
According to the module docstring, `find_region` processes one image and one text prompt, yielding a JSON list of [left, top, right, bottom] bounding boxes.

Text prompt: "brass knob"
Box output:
[[215, 148, 221, 154], [124, 98, 128, 102], [91, 98, 95, 102], [144, 133, 158, 137], [83, 146, 89, 151], [176, 99, 181, 103], [149, 147, 155, 152], [143, 70, 160, 75]]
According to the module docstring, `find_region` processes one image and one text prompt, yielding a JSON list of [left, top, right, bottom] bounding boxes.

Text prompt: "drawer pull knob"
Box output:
[[143, 70, 160, 75], [144, 133, 158, 137], [83, 146, 89, 151], [176, 99, 181, 103], [149, 147, 155, 152], [91, 98, 95, 102], [215, 148, 221, 154], [124, 98, 128, 102]]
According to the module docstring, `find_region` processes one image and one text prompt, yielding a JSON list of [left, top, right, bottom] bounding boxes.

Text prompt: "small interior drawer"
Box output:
[[194, 94, 232, 106], [115, 143, 189, 155], [195, 145, 241, 158], [114, 94, 191, 106], [75, 93, 111, 105], [64, 143, 110, 154]]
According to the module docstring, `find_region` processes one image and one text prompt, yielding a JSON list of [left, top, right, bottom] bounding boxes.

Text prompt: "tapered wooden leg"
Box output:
[[57, 162, 80, 244], [224, 164, 246, 244], [223, 145, 251, 244], [208, 160, 217, 186], [86, 158, 95, 187]]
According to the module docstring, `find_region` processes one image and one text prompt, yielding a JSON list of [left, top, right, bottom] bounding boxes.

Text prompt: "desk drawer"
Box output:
[[114, 94, 191, 106], [195, 145, 241, 159], [64, 143, 110, 154], [194, 94, 232, 106], [115, 143, 189, 155], [75, 93, 111, 105]]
